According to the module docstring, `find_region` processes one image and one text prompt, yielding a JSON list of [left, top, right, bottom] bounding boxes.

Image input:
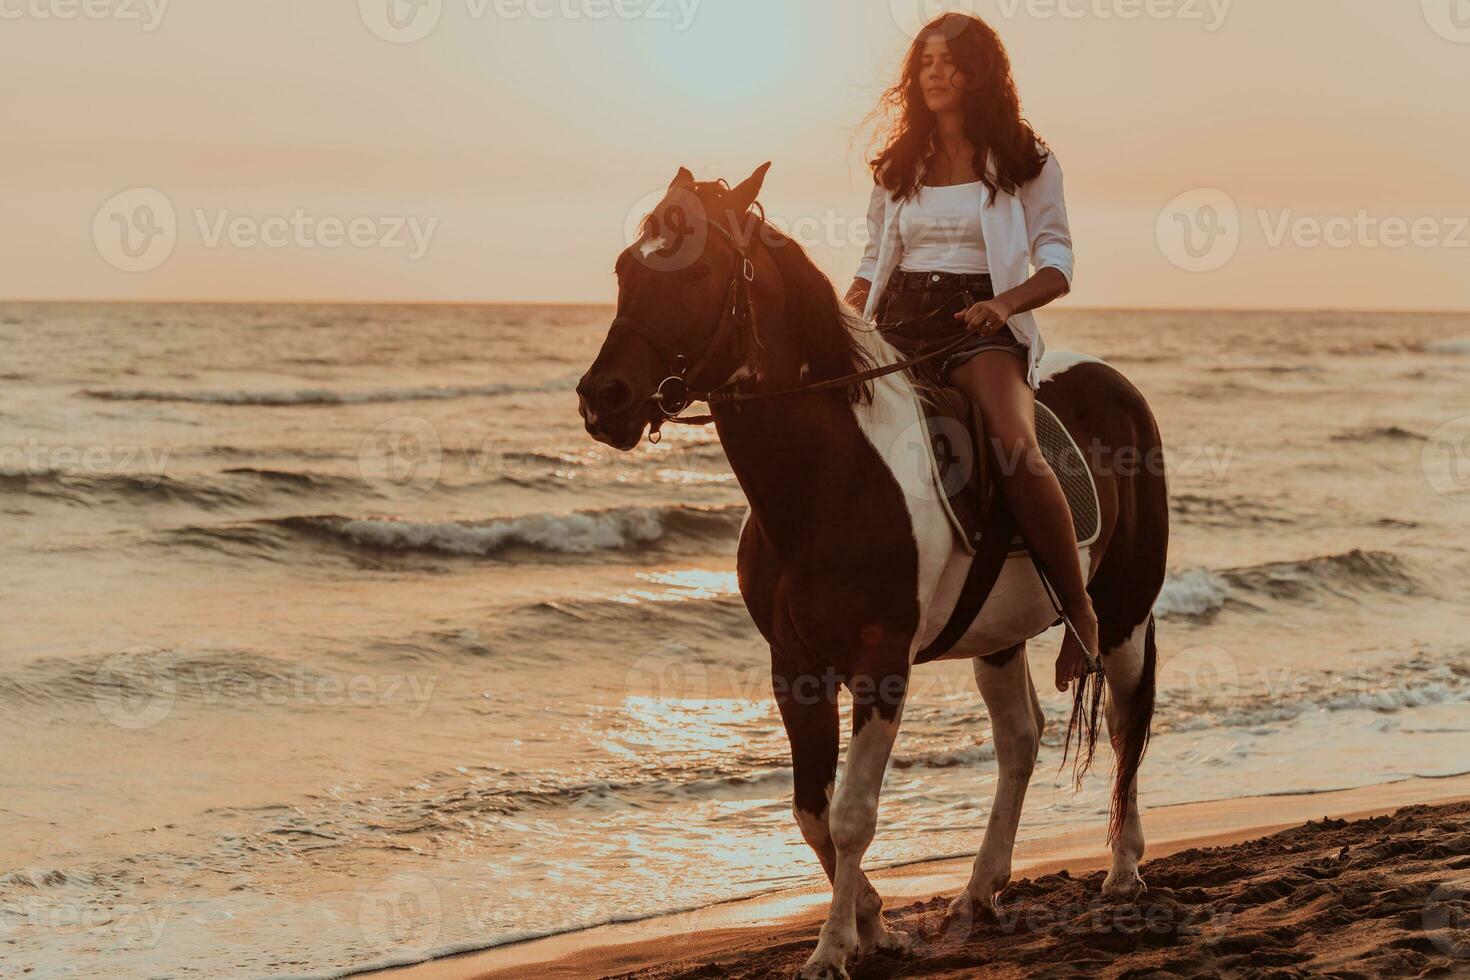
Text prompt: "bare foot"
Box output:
[[1054, 606, 1100, 691]]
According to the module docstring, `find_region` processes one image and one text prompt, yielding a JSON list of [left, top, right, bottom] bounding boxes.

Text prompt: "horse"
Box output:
[[577, 163, 1168, 979]]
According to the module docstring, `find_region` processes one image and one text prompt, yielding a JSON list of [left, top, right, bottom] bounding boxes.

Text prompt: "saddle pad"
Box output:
[[913, 388, 1101, 557]]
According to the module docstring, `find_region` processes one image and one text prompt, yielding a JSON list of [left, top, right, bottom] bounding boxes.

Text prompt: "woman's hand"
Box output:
[[955, 297, 1015, 336]]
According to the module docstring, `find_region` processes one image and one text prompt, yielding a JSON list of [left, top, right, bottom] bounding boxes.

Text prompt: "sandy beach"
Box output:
[[367, 774, 1470, 979]]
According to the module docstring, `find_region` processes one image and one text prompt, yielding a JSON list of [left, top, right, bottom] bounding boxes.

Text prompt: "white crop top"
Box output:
[[896, 180, 989, 275]]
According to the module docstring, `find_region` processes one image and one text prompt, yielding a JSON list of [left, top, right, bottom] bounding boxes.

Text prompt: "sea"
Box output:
[[2, 302, 1468, 977]]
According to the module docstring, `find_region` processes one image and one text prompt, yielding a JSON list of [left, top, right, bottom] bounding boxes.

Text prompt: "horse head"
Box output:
[[577, 162, 772, 451]]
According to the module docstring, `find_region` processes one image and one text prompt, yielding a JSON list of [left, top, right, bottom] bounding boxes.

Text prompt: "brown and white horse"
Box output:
[[578, 164, 1168, 979]]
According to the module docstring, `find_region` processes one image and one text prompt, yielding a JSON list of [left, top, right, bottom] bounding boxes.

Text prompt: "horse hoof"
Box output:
[[871, 925, 914, 956], [1102, 869, 1147, 900], [795, 960, 849, 980], [930, 892, 993, 941]]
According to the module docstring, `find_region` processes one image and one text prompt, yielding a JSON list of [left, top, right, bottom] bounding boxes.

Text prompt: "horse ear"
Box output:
[[722, 162, 771, 217], [668, 166, 695, 190]]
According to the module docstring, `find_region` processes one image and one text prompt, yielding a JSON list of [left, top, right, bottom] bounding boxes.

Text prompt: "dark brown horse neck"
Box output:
[[713, 389, 880, 558]]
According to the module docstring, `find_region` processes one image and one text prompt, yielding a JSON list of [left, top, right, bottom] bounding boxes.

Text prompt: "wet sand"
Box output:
[[366, 773, 1470, 979]]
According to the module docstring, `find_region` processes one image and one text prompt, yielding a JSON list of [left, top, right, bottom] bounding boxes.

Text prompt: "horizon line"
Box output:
[[2, 298, 1469, 316]]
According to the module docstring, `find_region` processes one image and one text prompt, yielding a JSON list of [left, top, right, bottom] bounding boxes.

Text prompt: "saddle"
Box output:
[[910, 386, 1101, 663], [917, 387, 1101, 557]]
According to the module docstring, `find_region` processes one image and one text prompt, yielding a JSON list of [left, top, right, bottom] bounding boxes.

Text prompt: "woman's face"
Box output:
[[917, 38, 966, 113]]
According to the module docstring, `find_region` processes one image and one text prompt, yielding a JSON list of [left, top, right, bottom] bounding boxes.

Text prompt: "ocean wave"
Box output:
[[1170, 493, 1298, 529], [284, 505, 743, 557], [1152, 650, 1470, 736], [1222, 548, 1421, 603], [169, 504, 748, 563], [0, 468, 251, 509], [1154, 568, 1232, 618], [1156, 549, 1422, 620], [0, 647, 384, 716], [1330, 425, 1424, 443], [0, 466, 361, 511], [81, 377, 569, 406]]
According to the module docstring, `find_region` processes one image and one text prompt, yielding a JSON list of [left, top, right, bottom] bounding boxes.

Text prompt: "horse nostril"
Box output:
[[593, 378, 634, 416]]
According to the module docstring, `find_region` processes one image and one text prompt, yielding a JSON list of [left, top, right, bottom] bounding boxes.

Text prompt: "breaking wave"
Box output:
[[169, 504, 748, 563], [1156, 549, 1422, 620]]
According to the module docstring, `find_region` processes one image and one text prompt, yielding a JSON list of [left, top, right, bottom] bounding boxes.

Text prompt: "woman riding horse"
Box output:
[[846, 12, 1099, 692]]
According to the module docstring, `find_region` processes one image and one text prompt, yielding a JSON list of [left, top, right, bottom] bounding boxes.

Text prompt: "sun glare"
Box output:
[[634, 7, 807, 107]]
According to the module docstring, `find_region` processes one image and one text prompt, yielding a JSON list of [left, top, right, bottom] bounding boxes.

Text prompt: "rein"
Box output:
[[612, 205, 972, 438]]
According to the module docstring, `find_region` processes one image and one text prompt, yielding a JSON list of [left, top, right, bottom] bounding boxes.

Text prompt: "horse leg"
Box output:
[[947, 642, 1042, 922], [774, 658, 909, 960], [1099, 614, 1157, 898], [799, 664, 910, 980]]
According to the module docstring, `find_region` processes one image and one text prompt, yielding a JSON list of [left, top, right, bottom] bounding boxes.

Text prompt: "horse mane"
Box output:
[[744, 218, 878, 406]]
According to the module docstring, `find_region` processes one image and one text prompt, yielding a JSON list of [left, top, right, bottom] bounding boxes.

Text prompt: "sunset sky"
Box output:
[[2, 0, 1467, 309]]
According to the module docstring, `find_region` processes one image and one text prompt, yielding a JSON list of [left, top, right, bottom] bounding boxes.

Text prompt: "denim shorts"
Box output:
[[876, 270, 1028, 387]]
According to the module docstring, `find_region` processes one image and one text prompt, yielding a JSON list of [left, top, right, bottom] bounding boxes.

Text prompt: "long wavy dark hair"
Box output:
[[869, 12, 1048, 203]]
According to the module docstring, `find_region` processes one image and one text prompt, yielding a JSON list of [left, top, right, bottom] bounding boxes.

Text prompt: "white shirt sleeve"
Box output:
[[855, 179, 887, 282], [1019, 151, 1075, 291]]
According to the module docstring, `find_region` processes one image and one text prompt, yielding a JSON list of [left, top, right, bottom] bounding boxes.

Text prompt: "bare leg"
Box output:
[[948, 643, 1043, 921], [951, 352, 1099, 690]]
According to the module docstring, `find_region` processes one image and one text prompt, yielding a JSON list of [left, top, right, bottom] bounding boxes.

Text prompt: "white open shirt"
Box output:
[[856, 149, 1075, 390]]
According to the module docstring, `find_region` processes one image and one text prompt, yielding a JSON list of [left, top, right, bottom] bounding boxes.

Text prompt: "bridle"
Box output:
[[605, 212, 760, 437], [606, 201, 982, 440]]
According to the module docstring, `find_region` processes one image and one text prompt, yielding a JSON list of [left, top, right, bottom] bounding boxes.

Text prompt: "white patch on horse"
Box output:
[[1101, 617, 1151, 898], [841, 326, 954, 660], [1038, 350, 1104, 383], [803, 712, 903, 977], [638, 235, 669, 259], [841, 323, 1103, 662]]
